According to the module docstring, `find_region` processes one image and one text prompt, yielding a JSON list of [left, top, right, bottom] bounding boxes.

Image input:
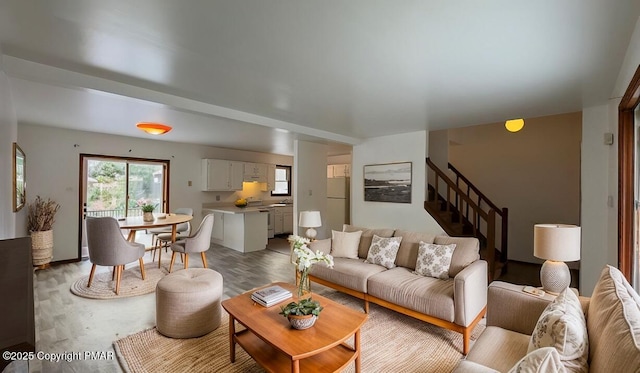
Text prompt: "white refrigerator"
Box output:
[[327, 177, 350, 233]]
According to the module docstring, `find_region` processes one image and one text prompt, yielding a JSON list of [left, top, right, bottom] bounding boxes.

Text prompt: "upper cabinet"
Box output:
[[201, 159, 244, 191], [327, 164, 351, 178], [263, 164, 276, 191], [244, 162, 267, 182]]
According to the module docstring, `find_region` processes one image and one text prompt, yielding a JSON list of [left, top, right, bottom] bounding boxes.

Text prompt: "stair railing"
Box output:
[[425, 158, 507, 281], [447, 162, 509, 263]]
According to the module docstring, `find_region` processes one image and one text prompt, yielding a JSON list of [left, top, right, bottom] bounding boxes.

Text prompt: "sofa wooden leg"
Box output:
[[364, 300, 370, 314], [462, 328, 471, 355]]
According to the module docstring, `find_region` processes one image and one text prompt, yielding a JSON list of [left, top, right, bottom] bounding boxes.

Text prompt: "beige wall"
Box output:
[[446, 112, 582, 264]]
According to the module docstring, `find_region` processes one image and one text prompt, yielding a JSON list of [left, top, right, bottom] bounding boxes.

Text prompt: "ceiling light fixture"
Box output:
[[136, 122, 172, 135], [505, 118, 525, 132]]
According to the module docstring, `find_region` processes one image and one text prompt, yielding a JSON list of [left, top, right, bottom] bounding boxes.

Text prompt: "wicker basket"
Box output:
[[31, 230, 53, 266]]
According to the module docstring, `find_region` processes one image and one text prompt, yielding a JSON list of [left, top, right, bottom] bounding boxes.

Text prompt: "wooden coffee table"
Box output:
[[222, 282, 368, 373]]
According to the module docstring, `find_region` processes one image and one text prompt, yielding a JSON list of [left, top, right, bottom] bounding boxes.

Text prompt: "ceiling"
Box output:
[[1, 1, 639, 156]]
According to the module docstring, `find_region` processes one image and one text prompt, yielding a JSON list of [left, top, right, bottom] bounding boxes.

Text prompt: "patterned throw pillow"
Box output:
[[413, 242, 456, 279], [364, 235, 403, 269], [528, 288, 588, 373]]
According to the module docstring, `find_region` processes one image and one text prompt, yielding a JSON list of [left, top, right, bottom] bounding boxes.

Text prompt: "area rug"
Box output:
[[113, 291, 485, 372], [70, 262, 168, 299]]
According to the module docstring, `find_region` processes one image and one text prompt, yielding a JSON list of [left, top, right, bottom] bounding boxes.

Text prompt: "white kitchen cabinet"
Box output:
[[327, 164, 351, 178], [266, 164, 276, 191], [201, 159, 244, 191], [203, 208, 268, 253], [243, 162, 267, 182], [274, 206, 293, 234]]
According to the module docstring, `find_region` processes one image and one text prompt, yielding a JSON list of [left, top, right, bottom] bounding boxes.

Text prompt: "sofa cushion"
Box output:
[[309, 257, 385, 293], [364, 235, 402, 269], [465, 326, 531, 372], [587, 265, 640, 373], [434, 236, 480, 277], [331, 230, 362, 259], [308, 238, 331, 256], [414, 242, 456, 279], [392, 229, 437, 270], [528, 287, 588, 373], [367, 267, 455, 322], [343, 224, 395, 259], [508, 347, 567, 373]]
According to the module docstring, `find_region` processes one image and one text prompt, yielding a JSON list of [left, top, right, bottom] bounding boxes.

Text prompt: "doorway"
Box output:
[[78, 154, 170, 258]]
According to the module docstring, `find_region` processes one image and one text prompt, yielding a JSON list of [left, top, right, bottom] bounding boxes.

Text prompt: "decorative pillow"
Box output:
[[528, 288, 588, 373], [330, 230, 362, 259], [364, 235, 403, 269], [587, 265, 640, 372], [413, 242, 456, 279], [508, 347, 567, 373]]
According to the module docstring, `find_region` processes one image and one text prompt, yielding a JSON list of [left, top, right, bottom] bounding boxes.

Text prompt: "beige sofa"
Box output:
[[454, 265, 640, 372], [308, 225, 488, 354]]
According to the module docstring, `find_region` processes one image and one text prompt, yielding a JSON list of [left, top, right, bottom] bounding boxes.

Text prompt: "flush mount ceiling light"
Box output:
[[136, 122, 172, 135], [505, 118, 525, 132]]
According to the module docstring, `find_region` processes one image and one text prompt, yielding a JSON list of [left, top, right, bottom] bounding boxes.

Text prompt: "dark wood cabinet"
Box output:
[[0, 237, 35, 370]]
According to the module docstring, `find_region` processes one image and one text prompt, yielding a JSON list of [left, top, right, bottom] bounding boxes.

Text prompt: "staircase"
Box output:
[[425, 158, 508, 281]]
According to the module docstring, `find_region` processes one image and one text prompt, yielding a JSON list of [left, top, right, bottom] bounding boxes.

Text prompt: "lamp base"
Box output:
[[305, 228, 317, 241], [540, 260, 571, 294]]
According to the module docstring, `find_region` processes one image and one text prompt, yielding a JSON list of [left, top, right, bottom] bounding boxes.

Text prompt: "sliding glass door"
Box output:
[[79, 154, 169, 258]]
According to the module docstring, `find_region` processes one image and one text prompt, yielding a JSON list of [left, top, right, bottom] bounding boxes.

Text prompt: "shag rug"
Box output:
[[70, 262, 169, 299], [113, 291, 485, 372]]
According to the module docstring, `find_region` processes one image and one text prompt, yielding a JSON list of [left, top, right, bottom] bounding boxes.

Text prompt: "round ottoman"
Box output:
[[156, 268, 223, 338]]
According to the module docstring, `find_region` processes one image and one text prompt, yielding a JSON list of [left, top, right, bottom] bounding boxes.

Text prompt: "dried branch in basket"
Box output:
[[28, 195, 60, 232]]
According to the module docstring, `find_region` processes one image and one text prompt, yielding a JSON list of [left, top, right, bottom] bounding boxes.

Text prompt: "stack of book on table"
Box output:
[[251, 285, 292, 307]]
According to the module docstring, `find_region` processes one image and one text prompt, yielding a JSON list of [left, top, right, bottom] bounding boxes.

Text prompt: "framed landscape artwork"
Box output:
[[364, 162, 412, 203]]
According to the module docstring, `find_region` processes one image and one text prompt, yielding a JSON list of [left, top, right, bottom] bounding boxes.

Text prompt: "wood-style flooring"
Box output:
[[6, 236, 567, 373]]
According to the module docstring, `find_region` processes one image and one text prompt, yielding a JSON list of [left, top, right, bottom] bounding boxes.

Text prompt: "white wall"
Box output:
[[18, 124, 292, 261], [352, 131, 444, 233], [0, 57, 20, 239], [294, 140, 329, 239], [580, 103, 617, 295], [447, 112, 582, 264]]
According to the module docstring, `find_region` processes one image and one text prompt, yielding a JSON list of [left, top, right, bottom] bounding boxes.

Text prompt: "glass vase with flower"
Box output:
[[280, 235, 334, 329]]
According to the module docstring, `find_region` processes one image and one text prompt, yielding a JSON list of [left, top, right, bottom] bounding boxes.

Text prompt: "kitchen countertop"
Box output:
[[203, 206, 270, 214]]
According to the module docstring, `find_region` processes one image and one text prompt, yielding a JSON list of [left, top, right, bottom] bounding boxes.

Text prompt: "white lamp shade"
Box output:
[[533, 224, 581, 262], [299, 211, 322, 228]]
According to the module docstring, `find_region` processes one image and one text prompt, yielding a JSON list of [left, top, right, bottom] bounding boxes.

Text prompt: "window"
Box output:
[[271, 165, 291, 196]]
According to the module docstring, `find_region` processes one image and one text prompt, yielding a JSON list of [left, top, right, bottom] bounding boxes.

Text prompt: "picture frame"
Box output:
[[364, 162, 412, 203], [13, 142, 25, 212]]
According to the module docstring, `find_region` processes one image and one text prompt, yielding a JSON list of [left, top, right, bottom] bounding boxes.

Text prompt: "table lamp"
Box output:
[[299, 211, 322, 240], [533, 224, 581, 294]]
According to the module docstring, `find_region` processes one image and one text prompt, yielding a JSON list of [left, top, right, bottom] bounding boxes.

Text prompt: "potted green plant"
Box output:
[[279, 298, 324, 329], [27, 195, 60, 268], [280, 235, 334, 329], [137, 199, 157, 222]]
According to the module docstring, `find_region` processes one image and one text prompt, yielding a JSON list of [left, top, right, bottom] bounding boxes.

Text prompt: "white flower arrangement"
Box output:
[[287, 235, 334, 298], [288, 235, 334, 271]]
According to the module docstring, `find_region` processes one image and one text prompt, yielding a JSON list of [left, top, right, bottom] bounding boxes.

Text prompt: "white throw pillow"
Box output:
[[413, 242, 456, 279], [508, 347, 567, 373], [364, 234, 403, 269], [528, 288, 589, 373], [331, 230, 362, 259]]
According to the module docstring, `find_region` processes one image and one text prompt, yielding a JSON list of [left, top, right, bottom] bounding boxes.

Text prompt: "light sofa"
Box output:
[[308, 224, 488, 354], [454, 265, 640, 372]]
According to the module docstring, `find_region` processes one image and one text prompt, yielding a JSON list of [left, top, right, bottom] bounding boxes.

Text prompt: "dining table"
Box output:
[[118, 213, 194, 244]]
